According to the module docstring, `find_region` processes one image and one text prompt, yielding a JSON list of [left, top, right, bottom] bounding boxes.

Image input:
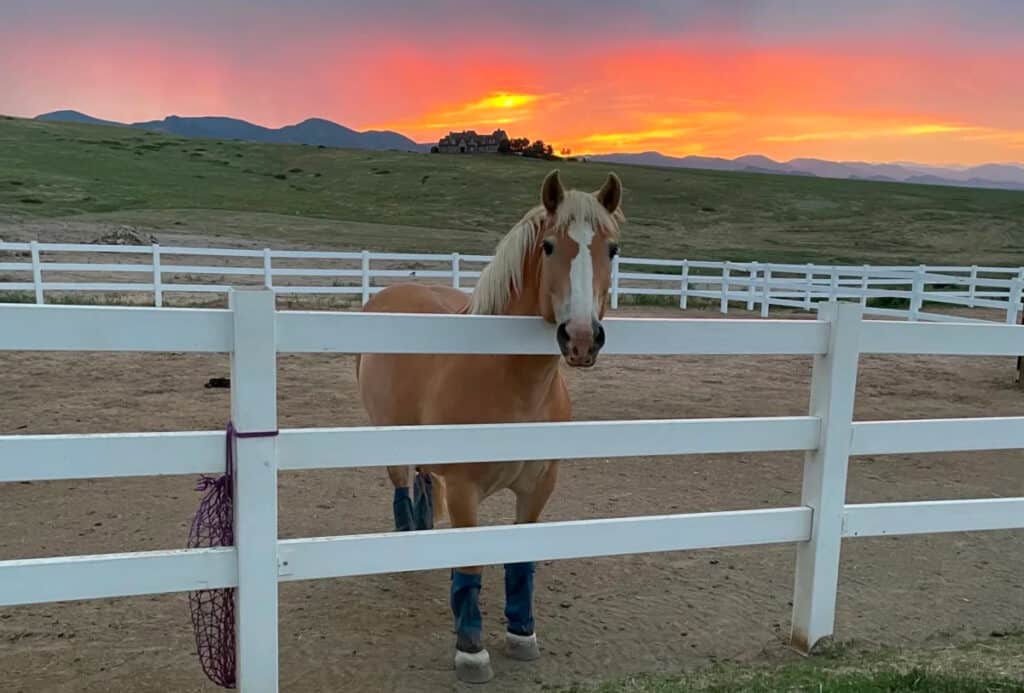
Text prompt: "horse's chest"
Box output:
[[429, 367, 567, 424]]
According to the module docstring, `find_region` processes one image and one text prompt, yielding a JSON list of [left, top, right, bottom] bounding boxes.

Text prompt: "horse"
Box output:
[[354, 168, 624, 683]]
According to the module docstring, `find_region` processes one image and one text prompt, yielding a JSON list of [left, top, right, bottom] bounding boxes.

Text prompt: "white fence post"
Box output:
[[760, 266, 772, 318], [263, 249, 273, 289], [229, 288, 280, 691], [30, 240, 43, 305], [152, 244, 163, 307], [361, 250, 371, 306], [720, 262, 731, 314], [828, 267, 838, 303], [746, 263, 758, 311], [859, 265, 869, 308], [610, 254, 620, 310], [790, 301, 862, 654], [910, 265, 925, 321], [1007, 277, 1023, 325], [804, 264, 813, 310], [451, 252, 461, 290], [679, 260, 689, 310], [968, 265, 978, 308]]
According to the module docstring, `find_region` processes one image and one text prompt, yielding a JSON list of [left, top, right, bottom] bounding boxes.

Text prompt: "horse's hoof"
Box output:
[[504, 631, 540, 661], [454, 648, 493, 684]]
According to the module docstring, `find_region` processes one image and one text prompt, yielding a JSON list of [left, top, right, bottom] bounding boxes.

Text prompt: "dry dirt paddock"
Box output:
[[1, 305, 1022, 693]]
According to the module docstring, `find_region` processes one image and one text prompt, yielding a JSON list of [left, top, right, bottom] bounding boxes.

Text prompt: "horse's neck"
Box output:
[[495, 270, 563, 395]]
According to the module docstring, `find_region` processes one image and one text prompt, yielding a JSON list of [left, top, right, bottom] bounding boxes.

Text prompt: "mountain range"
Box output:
[[586, 151, 1024, 191], [35, 109, 428, 153], [34, 109, 1024, 192]]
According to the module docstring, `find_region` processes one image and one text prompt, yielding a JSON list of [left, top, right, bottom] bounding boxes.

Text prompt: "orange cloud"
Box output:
[[761, 121, 986, 143], [381, 91, 546, 133], [469, 93, 540, 111]]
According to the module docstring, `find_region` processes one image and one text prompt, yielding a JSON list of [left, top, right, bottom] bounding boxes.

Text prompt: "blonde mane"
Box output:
[[469, 190, 623, 315]]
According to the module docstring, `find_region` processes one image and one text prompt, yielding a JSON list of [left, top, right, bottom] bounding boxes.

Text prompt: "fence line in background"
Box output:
[[1, 240, 1022, 324], [1, 295, 1023, 691]]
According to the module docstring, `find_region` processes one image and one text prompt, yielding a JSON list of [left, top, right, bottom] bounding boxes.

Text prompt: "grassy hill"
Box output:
[[2, 114, 1023, 265]]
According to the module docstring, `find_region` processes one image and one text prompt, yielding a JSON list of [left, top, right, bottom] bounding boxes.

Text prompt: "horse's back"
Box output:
[[363, 282, 469, 315], [356, 283, 468, 426]]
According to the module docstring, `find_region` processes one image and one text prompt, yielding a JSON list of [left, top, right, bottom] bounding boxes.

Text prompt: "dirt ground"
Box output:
[[2, 304, 1023, 693]]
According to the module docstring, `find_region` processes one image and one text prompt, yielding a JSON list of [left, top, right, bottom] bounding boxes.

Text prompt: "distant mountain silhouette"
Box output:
[[32, 109, 1024, 191], [588, 151, 1024, 191], [36, 110, 426, 152], [36, 109, 123, 127]]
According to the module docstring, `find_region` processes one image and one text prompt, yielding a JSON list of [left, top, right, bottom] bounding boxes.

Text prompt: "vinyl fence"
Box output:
[[1, 291, 1022, 691], [2, 240, 1023, 324]]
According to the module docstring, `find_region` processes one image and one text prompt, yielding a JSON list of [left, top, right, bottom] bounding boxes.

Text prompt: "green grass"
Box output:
[[573, 668, 1023, 693], [2, 115, 1024, 265], [561, 635, 1024, 693]]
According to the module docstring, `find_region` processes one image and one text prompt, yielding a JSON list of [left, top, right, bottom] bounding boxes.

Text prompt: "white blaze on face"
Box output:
[[561, 218, 596, 324]]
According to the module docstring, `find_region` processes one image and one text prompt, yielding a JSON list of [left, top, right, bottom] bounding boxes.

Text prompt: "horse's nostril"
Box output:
[[556, 322, 570, 353]]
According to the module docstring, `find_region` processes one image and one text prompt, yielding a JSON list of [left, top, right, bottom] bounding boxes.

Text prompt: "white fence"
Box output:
[[1, 291, 1023, 691], [2, 240, 1023, 324]]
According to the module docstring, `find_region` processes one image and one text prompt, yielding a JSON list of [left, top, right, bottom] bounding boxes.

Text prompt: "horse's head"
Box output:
[[536, 169, 623, 368]]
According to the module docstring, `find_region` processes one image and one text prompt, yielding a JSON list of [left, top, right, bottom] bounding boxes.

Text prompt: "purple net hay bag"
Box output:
[[186, 421, 278, 688]]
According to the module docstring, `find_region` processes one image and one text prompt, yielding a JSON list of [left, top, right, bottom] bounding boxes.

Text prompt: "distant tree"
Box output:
[[508, 137, 531, 154], [519, 140, 558, 160], [430, 145, 439, 153], [494, 136, 561, 158], [524, 139, 547, 157], [560, 147, 571, 157]]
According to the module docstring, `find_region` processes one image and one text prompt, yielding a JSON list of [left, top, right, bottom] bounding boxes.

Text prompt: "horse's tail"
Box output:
[[415, 467, 448, 528]]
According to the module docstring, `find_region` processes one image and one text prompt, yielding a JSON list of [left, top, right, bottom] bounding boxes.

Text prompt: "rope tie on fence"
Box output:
[[187, 421, 279, 689]]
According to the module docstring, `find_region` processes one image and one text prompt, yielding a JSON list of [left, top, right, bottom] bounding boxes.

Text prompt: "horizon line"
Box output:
[[15, 108, 1024, 171]]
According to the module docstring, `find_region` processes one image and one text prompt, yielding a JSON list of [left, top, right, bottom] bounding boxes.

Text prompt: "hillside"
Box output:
[[2, 115, 1024, 265]]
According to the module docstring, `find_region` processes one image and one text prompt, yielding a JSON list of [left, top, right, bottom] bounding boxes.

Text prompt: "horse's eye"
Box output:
[[542, 239, 554, 256], [609, 243, 619, 259]]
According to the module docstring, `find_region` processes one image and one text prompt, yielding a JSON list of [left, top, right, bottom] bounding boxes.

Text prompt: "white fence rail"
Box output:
[[2, 292, 1023, 690], [2, 240, 1023, 324]]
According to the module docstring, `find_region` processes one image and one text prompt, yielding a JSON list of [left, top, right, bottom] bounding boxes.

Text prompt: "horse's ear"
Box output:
[[596, 172, 622, 214], [541, 169, 564, 213]]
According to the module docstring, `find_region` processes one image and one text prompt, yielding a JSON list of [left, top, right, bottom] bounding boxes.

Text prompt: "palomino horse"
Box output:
[[355, 169, 623, 683]]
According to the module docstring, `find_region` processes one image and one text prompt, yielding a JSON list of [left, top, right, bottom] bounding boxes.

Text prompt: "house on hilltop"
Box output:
[[436, 129, 509, 153]]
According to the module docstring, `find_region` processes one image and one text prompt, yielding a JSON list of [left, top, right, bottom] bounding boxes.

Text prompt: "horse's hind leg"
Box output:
[[445, 480, 493, 683], [389, 465, 438, 531], [505, 461, 559, 662], [412, 468, 434, 530], [386, 465, 414, 532]]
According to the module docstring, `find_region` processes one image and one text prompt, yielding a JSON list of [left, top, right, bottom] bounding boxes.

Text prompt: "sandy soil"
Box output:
[[1, 302, 1023, 693]]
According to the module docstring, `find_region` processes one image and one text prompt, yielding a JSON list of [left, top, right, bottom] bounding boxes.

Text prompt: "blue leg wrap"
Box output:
[[450, 569, 483, 653], [504, 561, 535, 636], [412, 472, 433, 530], [392, 486, 413, 532]]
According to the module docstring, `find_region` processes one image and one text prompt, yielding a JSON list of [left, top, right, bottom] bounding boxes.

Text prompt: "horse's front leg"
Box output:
[[505, 460, 559, 662], [445, 479, 493, 683]]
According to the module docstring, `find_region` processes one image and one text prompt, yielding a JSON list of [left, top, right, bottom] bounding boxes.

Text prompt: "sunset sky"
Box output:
[[2, 0, 1022, 165]]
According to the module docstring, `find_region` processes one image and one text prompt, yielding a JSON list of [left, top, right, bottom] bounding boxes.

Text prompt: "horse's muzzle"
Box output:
[[556, 319, 606, 368]]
